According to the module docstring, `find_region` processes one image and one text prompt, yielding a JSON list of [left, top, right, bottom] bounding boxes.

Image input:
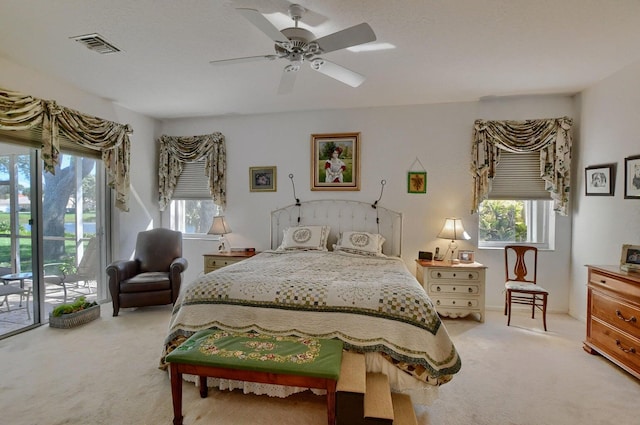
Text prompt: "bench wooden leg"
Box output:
[[199, 375, 208, 398], [327, 380, 336, 425], [170, 365, 184, 425]]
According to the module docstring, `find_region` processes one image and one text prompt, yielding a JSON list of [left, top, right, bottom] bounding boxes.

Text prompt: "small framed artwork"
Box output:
[[311, 132, 360, 191], [585, 163, 615, 196], [249, 166, 276, 192], [620, 244, 640, 272], [458, 250, 475, 264], [408, 171, 427, 194], [624, 155, 640, 199]]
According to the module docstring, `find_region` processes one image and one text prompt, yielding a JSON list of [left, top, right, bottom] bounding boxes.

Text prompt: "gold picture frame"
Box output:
[[311, 132, 360, 191], [249, 166, 276, 192]]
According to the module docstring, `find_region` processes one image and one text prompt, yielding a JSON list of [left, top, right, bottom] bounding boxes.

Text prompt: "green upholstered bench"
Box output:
[[165, 329, 343, 425]]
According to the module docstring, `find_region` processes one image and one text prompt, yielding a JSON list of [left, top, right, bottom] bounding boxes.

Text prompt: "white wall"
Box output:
[[162, 96, 575, 312], [570, 61, 640, 320]]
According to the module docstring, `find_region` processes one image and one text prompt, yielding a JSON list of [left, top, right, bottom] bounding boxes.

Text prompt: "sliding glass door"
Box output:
[[0, 143, 37, 336], [0, 141, 107, 338]]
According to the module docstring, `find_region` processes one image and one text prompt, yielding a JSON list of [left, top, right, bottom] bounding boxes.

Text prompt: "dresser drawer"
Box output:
[[429, 269, 480, 281], [590, 318, 640, 374], [590, 271, 640, 302], [429, 284, 480, 295], [591, 290, 640, 337], [433, 297, 479, 308]]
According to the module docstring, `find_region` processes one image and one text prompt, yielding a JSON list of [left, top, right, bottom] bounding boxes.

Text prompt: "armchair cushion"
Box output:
[[120, 272, 171, 293]]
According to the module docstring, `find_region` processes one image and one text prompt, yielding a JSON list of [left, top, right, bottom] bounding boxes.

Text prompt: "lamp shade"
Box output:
[[437, 218, 470, 241], [208, 216, 232, 235]]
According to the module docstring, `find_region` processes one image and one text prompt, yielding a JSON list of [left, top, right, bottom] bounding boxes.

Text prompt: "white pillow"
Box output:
[[334, 231, 385, 256], [278, 225, 330, 251]]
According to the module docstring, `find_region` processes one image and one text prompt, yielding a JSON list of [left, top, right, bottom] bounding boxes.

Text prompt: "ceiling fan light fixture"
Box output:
[[310, 58, 325, 70], [285, 62, 301, 72]]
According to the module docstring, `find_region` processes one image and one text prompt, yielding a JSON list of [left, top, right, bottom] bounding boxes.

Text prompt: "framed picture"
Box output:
[[249, 166, 276, 192], [585, 163, 615, 196], [408, 171, 427, 194], [311, 132, 360, 191], [458, 250, 475, 264], [620, 244, 640, 272], [624, 155, 640, 199]]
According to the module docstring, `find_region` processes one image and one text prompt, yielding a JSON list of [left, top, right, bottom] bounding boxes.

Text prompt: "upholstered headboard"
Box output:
[[270, 200, 403, 257]]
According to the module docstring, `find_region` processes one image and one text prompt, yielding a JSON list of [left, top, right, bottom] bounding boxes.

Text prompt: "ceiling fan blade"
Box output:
[[313, 23, 376, 54], [236, 8, 287, 42], [209, 55, 279, 65], [310, 58, 366, 88], [277, 67, 298, 95]]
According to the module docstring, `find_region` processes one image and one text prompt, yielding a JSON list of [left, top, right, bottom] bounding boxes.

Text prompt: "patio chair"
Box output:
[[44, 237, 98, 303]]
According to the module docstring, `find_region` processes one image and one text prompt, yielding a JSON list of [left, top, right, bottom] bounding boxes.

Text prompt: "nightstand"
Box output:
[[415, 260, 486, 323], [203, 251, 257, 273]]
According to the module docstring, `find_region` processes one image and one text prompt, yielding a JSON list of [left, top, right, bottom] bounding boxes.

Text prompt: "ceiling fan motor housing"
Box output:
[[275, 27, 318, 62]]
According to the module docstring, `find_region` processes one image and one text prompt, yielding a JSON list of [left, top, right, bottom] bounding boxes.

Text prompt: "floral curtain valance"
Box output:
[[471, 117, 573, 215], [0, 88, 132, 211], [158, 133, 226, 211]]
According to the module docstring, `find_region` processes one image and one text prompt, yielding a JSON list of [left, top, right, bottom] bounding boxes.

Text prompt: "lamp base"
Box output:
[[218, 236, 231, 253]]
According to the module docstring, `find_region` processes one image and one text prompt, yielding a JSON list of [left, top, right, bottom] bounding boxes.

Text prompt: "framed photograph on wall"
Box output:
[[311, 132, 360, 191], [585, 163, 615, 196], [249, 166, 276, 192], [624, 155, 640, 199], [407, 171, 427, 194]]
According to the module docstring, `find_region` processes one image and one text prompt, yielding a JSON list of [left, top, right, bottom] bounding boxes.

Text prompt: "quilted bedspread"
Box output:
[[162, 250, 461, 386]]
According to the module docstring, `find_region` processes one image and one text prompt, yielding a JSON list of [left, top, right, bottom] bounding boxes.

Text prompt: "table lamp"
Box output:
[[208, 216, 232, 253], [437, 218, 470, 263]]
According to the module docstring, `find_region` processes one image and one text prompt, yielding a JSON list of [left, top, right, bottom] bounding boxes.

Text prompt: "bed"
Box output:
[[161, 200, 461, 404]]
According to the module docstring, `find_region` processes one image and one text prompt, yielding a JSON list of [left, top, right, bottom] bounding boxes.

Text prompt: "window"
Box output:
[[478, 151, 555, 249], [170, 199, 219, 235], [478, 200, 554, 249], [168, 161, 220, 235]]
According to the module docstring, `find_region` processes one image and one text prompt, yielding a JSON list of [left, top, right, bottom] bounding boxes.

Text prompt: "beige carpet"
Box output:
[[1, 304, 638, 425]]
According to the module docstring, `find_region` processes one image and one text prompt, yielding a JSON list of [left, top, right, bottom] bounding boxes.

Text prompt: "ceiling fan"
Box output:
[[210, 3, 376, 94]]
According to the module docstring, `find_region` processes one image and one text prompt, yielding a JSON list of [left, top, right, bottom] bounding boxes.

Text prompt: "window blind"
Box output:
[[488, 151, 550, 200], [172, 161, 211, 200]]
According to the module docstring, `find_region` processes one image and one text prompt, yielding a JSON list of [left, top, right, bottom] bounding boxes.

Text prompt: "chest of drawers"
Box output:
[[415, 260, 486, 323], [584, 265, 640, 379], [203, 251, 256, 274]]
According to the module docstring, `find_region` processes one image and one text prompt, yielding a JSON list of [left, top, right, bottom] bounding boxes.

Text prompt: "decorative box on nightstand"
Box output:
[[415, 260, 486, 323], [203, 251, 257, 273]]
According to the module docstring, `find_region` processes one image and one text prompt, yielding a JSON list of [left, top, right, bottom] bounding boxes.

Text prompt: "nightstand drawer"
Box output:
[[429, 284, 479, 295], [429, 269, 480, 281], [433, 297, 479, 308], [203, 252, 257, 274], [205, 257, 241, 270]]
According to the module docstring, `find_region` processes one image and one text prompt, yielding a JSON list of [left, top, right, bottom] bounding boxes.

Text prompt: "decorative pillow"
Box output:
[[334, 231, 386, 256], [277, 225, 331, 251]]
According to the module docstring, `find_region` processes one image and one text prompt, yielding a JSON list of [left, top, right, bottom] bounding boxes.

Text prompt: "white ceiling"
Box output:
[[1, 0, 640, 120]]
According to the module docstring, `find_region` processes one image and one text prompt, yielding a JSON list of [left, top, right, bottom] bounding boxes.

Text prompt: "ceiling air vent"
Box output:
[[70, 33, 120, 54]]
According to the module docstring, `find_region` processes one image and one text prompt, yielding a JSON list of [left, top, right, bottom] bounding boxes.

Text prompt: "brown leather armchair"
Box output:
[[107, 228, 188, 316]]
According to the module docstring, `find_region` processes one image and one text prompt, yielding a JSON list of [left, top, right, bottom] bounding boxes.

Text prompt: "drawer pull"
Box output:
[[468, 274, 473, 279], [468, 301, 473, 307], [436, 300, 441, 305], [453, 273, 456, 277], [615, 310, 637, 323], [437, 272, 442, 278], [436, 286, 441, 292], [615, 339, 637, 354], [452, 300, 456, 305], [452, 287, 456, 291], [468, 287, 473, 293], [600, 279, 606, 284]]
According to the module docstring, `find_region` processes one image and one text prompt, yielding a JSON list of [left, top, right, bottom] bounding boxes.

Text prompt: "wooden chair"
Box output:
[[504, 245, 548, 331]]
